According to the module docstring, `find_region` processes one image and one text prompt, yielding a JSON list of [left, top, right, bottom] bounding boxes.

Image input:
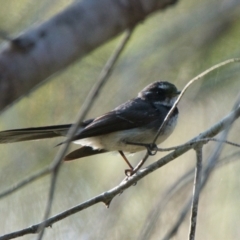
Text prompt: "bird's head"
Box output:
[[138, 81, 181, 107]]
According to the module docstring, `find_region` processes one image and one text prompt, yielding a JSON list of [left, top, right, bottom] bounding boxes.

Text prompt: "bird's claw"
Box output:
[[146, 143, 158, 156]]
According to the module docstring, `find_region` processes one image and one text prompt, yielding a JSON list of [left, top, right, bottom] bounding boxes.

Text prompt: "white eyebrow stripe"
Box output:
[[158, 83, 169, 89]]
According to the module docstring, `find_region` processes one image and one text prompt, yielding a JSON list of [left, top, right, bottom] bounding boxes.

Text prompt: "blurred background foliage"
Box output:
[[0, 0, 240, 239]]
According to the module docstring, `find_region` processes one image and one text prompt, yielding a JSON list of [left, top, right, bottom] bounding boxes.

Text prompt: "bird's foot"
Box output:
[[125, 141, 158, 156], [146, 143, 158, 156]]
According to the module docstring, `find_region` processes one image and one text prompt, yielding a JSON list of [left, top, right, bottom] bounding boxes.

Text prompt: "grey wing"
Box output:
[[72, 98, 166, 140]]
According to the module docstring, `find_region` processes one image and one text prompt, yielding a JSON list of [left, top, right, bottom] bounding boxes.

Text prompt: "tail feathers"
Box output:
[[64, 146, 107, 161], [0, 124, 72, 143]]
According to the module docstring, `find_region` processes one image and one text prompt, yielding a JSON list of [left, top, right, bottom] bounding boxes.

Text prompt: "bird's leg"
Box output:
[[118, 150, 134, 176], [125, 141, 158, 156]]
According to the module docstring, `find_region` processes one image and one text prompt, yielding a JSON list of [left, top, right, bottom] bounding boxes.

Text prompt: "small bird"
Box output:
[[0, 81, 180, 170]]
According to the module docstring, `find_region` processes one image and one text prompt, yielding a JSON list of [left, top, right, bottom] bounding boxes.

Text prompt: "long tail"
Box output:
[[0, 124, 72, 143], [0, 119, 108, 161]]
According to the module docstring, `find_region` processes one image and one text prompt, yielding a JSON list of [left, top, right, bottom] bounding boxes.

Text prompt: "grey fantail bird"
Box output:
[[0, 81, 180, 170]]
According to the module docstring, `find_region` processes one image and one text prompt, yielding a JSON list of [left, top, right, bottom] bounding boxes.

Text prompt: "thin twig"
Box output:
[[130, 58, 240, 174], [36, 28, 134, 240], [1, 100, 240, 240], [36, 165, 61, 240], [161, 137, 226, 240], [153, 58, 240, 145], [0, 167, 51, 198], [199, 93, 240, 190], [137, 151, 240, 240], [155, 137, 240, 152], [161, 94, 240, 240], [188, 146, 203, 240]]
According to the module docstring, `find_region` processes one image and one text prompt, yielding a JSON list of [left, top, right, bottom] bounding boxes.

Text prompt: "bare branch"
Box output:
[[153, 58, 240, 146], [155, 138, 240, 152], [0, 0, 178, 111], [1, 97, 240, 240], [126, 58, 240, 175], [161, 137, 226, 240], [138, 150, 240, 240], [0, 29, 134, 202], [160, 94, 240, 240], [36, 165, 61, 240], [188, 146, 203, 240], [0, 167, 51, 198], [35, 29, 134, 240], [0, 28, 133, 240]]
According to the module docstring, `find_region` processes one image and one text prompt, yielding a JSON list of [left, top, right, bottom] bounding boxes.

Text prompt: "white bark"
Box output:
[[0, 0, 177, 111]]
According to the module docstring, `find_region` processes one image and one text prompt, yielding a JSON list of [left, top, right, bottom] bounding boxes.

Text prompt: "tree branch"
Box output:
[[160, 94, 240, 240], [125, 58, 240, 175], [188, 146, 202, 240], [1, 97, 240, 240], [137, 151, 240, 240], [0, 0, 178, 111], [34, 29, 134, 240], [0, 29, 134, 201]]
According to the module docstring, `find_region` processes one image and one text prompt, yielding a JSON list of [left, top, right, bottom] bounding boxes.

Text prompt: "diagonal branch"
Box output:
[[160, 94, 240, 240], [0, 0, 178, 111], [1, 95, 240, 240], [153, 58, 240, 146], [35, 29, 134, 240], [128, 58, 240, 175], [138, 150, 240, 240]]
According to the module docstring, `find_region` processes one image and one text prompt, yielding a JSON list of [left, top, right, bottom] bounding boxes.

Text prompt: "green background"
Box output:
[[0, 0, 240, 239]]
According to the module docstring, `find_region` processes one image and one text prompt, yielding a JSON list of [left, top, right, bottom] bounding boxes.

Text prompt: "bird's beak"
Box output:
[[176, 91, 181, 95]]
